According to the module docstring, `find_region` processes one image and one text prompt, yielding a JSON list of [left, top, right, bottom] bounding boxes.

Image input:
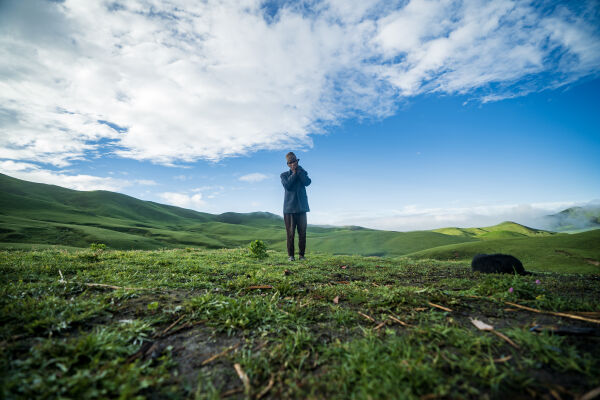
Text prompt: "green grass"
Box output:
[[270, 229, 480, 257], [1, 248, 599, 399], [406, 228, 600, 274]]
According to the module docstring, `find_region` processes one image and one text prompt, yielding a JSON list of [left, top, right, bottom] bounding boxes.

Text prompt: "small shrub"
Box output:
[[248, 240, 268, 259], [90, 243, 107, 251]]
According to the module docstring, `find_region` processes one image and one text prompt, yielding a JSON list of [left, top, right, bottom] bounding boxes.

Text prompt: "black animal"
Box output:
[[471, 253, 530, 275]]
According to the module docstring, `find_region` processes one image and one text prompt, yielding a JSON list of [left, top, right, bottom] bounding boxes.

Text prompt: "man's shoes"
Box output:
[[299, 256, 306, 261], [288, 256, 295, 261]]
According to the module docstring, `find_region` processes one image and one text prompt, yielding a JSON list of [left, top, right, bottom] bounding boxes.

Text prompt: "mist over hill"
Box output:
[[542, 204, 600, 232]]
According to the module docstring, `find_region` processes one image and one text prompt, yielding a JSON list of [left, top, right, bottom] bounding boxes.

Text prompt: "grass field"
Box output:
[[406, 229, 600, 274], [1, 248, 599, 399]]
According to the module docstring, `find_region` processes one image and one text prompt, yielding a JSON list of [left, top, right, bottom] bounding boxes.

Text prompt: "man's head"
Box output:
[[286, 152, 298, 168]]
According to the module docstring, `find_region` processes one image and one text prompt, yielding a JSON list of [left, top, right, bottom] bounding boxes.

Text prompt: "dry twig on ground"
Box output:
[[428, 302, 452, 312], [201, 344, 240, 366], [358, 311, 375, 322], [504, 301, 600, 324]]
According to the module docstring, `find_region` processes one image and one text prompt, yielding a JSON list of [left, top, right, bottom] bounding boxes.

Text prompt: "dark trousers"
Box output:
[[284, 212, 307, 257]]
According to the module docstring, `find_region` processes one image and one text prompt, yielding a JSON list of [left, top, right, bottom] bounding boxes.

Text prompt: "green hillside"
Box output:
[[2, 172, 599, 273], [0, 173, 475, 254], [433, 221, 555, 239], [269, 229, 479, 257], [406, 229, 600, 273]]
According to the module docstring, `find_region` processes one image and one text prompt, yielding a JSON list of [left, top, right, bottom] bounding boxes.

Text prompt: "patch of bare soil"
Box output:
[[158, 326, 243, 395], [107, 291, 245, 396]]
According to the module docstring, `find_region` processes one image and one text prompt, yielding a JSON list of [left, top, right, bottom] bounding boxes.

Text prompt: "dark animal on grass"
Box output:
[[471, 253, 531, 275]]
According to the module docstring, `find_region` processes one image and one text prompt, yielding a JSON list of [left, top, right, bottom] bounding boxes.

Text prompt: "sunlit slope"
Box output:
[[0, 173, 284, 249], [433, 221, 555, 239], [270, 229, 480, 256], [406, 229, 600, 273], [0, 173, 214, 226]]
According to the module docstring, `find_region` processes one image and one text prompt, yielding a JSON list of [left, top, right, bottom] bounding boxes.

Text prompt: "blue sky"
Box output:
[[1, 0, 599, 230]]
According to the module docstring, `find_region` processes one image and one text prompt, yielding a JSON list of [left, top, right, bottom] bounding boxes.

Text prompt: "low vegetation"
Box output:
[[2, 248, 599, 399]]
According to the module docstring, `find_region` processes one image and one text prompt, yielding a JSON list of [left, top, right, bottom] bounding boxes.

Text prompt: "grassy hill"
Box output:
[[433, 221, 555, 239], [406, 229, 600, 273], [0, 173, 475, 255], [270, 229, 479, 257], [1, 172, 599, 273]]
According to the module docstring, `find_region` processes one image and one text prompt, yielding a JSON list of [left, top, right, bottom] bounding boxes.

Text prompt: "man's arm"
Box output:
[[281, 171, 298, 190], [297, 166, 311, 186]]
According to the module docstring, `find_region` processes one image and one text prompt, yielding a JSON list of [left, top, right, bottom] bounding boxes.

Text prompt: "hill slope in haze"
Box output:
[[544, 205, 600, 232]]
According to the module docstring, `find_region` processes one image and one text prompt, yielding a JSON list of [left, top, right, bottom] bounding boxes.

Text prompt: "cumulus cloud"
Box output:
[[238, 173, 269, 183], [1, 0, 599, 167], [159, 192, 206, 210], [0, 160, 129, 191]]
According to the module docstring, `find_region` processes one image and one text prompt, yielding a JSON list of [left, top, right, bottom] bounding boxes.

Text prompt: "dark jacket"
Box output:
[[281, 166, 311, 214]]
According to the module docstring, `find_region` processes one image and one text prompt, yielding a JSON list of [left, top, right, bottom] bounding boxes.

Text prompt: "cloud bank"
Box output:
[[311, 201, 587, 231], [1, 0, 599, 169]]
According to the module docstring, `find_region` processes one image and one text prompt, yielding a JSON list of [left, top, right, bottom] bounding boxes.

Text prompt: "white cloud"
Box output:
[[192, 185, 224, 193], [311, 201, 580, 231], [1, 0, 598, 167], [134, 179, 157, 186], [0, 160, 129, 191], [159, 192, 206, 210], [192, 185, 224, 199], [238, 173, 269, 183]]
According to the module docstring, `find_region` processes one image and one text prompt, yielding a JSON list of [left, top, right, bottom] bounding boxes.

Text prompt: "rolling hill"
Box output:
[[406, 228, 600, 274], [433, 221, 555, 239], [0, 173, 477, 254], [1, 173, 599, 272]]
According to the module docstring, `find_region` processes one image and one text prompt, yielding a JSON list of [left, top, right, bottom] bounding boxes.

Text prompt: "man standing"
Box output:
[[280, 152, 311, 261]]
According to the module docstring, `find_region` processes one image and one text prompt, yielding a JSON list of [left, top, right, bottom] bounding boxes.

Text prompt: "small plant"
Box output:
[[248, 240, 268, 259], [90, 243, 107, 251]]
